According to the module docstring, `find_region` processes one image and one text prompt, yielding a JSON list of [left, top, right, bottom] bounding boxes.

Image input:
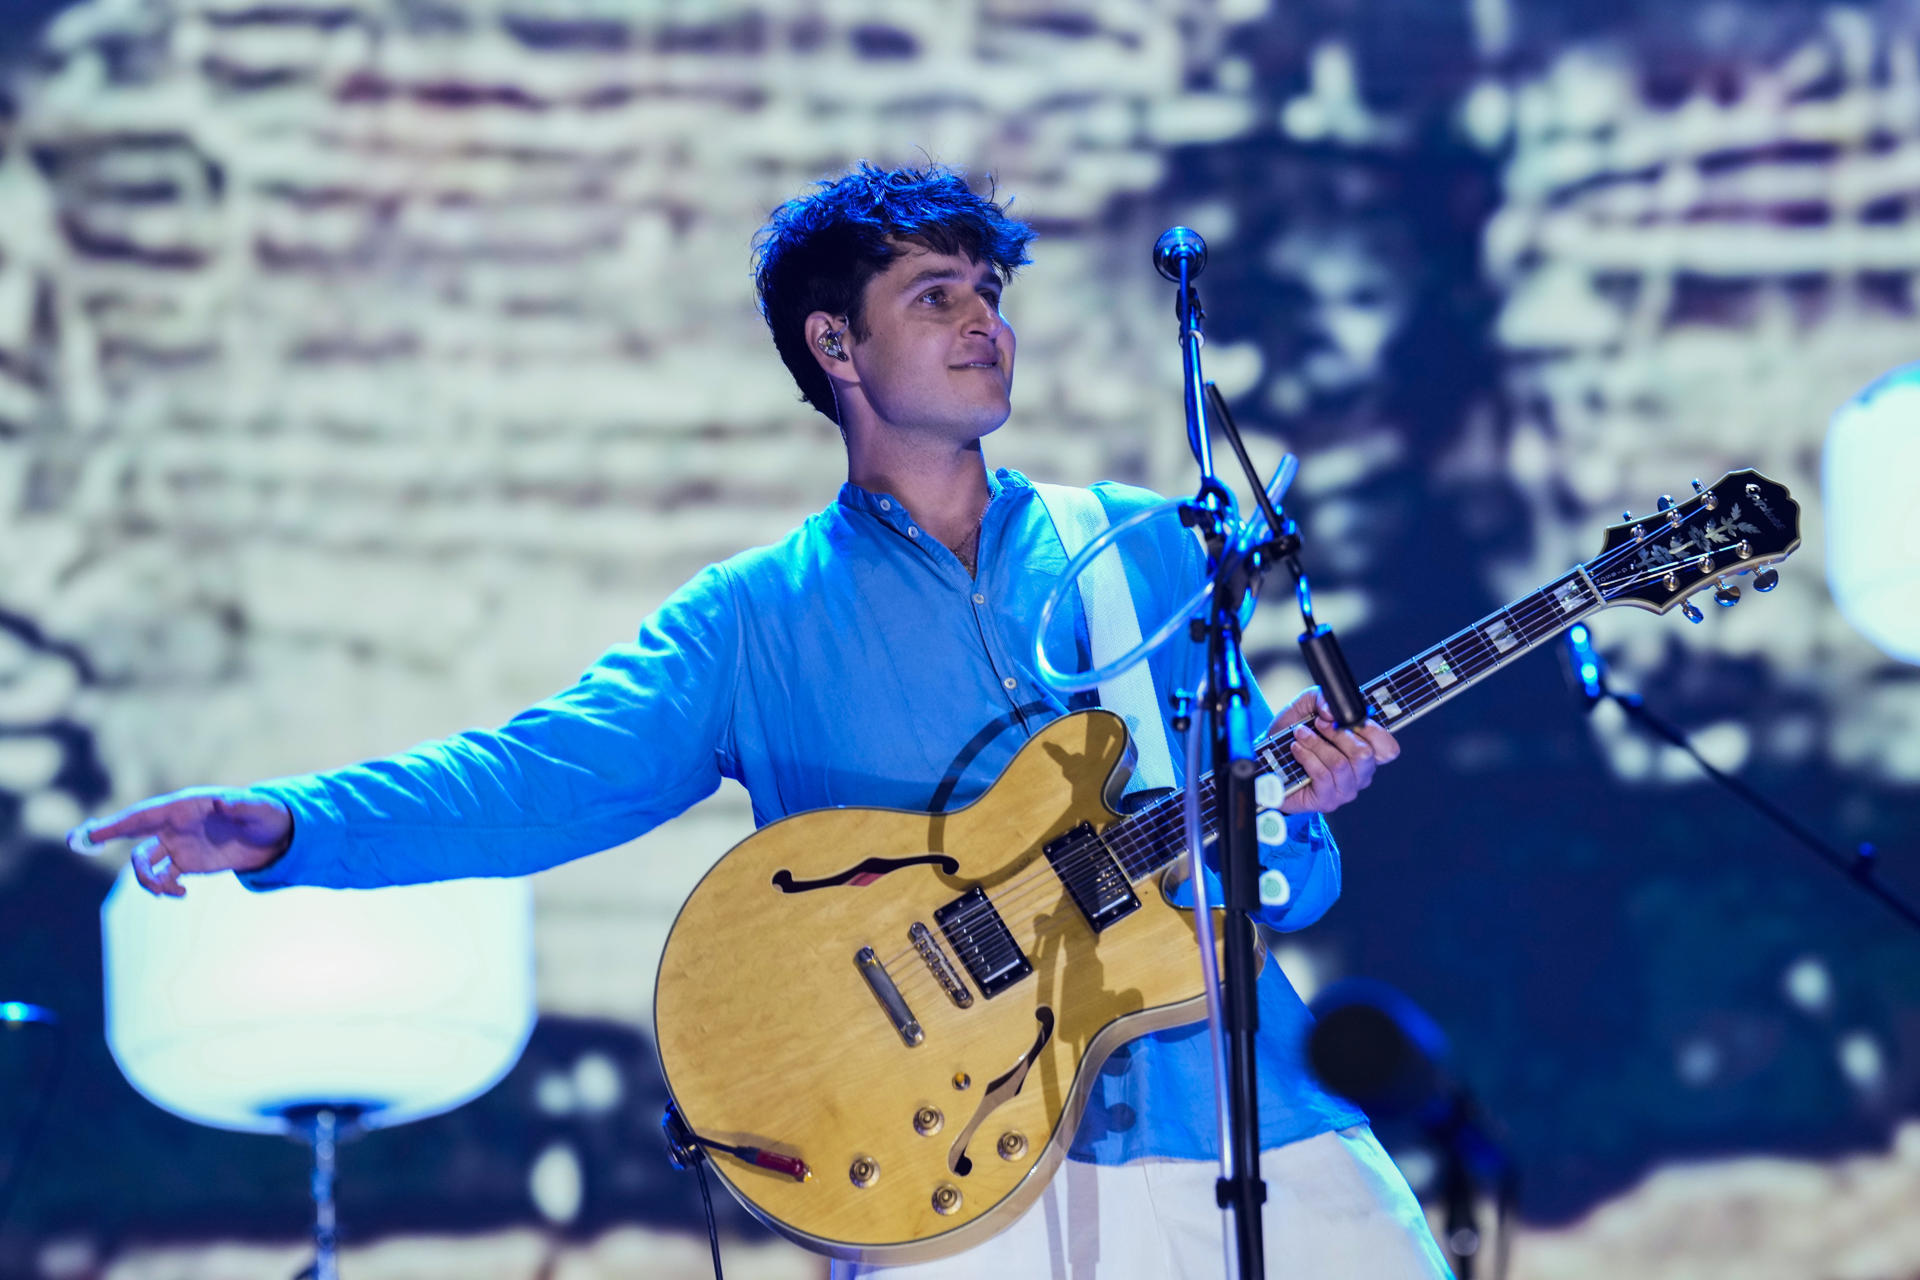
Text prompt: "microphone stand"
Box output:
[[1565, 626, 1920, 935], [1154, 226, 1370, 1280]]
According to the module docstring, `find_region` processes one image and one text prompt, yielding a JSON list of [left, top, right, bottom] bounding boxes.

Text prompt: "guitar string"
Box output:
[[864, 500, 1768, 992], [868, 501, 1751, 992]]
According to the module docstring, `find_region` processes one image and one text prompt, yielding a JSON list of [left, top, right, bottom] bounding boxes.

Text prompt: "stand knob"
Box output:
[[1682, 600, 1705, 623], [1753, 568, 1780, 592]]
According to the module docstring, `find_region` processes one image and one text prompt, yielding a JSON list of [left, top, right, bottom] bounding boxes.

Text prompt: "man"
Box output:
[[73, 163, 1448, 1278]]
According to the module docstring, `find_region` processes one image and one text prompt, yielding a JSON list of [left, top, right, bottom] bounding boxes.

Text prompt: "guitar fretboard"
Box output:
[[1105, 566, 1606, 881]]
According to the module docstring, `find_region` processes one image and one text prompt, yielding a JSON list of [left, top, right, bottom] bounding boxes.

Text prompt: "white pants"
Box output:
[[831, 1126, 1453, 1280]]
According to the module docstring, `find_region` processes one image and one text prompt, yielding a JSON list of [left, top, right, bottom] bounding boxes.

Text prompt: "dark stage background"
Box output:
[[1, 1, 1917, 1276]]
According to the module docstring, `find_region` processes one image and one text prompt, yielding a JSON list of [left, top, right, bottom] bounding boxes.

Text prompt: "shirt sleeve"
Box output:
[[241, 563, 742, 890], [1258, 810, 1341, 932]]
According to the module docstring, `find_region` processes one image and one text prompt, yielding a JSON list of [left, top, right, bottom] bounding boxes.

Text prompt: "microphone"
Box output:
[[1152, 226, 1207, 282], [1306, 980, 1512, 1182], [1308, 980, 1515, 1278], [1564, 622, 1606, 708], [1306, 979, 1446, 1116]]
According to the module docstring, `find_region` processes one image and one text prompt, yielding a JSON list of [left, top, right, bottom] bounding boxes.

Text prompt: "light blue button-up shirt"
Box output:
[[247, 467, 1365, 1161]]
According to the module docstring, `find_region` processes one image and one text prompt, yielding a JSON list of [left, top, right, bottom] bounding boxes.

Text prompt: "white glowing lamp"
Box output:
[[1826, 364, 1920, 665], [102, 869, 535, 1134]]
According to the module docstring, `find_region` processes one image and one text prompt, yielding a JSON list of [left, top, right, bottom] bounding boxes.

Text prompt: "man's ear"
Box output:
[[804, 312, 858, 383]]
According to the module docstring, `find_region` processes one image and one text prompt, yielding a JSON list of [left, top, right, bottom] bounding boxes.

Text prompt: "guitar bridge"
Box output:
[[910, 922, 973, 1008], [1044, 822, 1140, 932], [934, 887, 1032, 999]]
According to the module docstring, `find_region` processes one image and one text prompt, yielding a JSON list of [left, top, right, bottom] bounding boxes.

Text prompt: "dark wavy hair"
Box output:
[[752, 162, 1036, 426]]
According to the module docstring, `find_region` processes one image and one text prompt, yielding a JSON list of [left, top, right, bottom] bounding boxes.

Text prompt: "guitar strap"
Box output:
[[1031, 483, 1178, 796]]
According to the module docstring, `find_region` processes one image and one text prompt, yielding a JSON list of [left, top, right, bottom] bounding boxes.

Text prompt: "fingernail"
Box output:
[[67, 823, 102, 857]]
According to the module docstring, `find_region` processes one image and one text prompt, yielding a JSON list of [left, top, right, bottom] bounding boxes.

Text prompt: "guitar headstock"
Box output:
[[1584, 470, 1801, 618]]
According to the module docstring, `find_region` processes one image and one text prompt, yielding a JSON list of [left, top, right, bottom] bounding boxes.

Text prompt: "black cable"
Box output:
[[0, 1005, 65, 1235], [693, 1158, 723, 1280]]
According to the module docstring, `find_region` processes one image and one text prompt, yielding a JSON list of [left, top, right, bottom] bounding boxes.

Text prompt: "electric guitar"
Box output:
[[653, 470, 1800, 1264]]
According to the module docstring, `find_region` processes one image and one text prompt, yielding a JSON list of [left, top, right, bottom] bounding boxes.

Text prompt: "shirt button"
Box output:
[[972, 592, 986, 605], [879, 499, 891, 511], [1002, 677, 1017, 690], [907, 526, 919, 538]]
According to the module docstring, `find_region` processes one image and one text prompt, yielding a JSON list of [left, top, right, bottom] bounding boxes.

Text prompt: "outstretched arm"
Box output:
[[71, 563, 745, 895]]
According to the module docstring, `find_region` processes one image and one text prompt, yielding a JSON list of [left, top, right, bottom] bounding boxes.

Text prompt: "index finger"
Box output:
[[68, 796, 195, 855]]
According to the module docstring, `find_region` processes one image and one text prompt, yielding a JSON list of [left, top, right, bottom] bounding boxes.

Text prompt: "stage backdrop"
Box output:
[[1, 1, 1918, 1277]]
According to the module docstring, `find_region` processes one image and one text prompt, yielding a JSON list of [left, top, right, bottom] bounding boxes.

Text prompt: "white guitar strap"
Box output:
[[1031, 483, 1178, 796]]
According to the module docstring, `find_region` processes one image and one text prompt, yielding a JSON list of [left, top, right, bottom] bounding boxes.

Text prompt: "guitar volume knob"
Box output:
[[997, 1131, 1028, 1160], [932, 1183, 962, 1215], [913, 1107, 944, 1136], [849, 1156, 879, 1188]]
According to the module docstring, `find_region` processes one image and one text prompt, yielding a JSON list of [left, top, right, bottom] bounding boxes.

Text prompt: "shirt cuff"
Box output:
[[237, 775, 348, 891]]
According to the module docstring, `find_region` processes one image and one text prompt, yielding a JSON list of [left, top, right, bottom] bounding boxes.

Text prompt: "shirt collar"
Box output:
[[834, 466, 1032, 530]]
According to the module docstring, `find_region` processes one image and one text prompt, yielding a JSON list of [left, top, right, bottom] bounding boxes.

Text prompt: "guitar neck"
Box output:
[[1111, 565, 1608, 881]]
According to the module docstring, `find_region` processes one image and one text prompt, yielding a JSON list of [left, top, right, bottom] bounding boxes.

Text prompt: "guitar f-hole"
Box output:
[[948, 1007, 1054, 1177], [772, 853, 960, 893]]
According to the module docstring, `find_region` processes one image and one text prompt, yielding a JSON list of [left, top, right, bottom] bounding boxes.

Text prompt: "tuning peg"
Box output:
[[1753, 568, 1780, 593], [1691, 478, 1704, 493], [1622, 510, 1632, 521], [1682, 600, 1705, 623], [1714, 579, 1740, 607], [1657, 495, 1674, 511]]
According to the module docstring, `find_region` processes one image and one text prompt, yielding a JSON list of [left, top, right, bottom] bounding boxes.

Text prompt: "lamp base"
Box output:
[[281, 1104, 370, 1280]]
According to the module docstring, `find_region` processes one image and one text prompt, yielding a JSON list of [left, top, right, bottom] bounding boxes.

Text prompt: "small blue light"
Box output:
[[1570, 624, 1589, 643], [1580, 662, 1599, 682], [1, 1002, 29, 1023]]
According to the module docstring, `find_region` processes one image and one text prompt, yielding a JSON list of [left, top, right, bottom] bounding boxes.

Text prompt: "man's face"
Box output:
[[842, 245, 1016, 443]]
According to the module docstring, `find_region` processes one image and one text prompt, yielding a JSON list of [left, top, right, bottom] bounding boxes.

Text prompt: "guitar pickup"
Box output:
[[1043, 822, 1140, 932], [934, 887, 1032, 999]]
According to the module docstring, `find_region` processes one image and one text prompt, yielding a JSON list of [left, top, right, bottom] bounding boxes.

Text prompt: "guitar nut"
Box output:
[[932, 1183, 962, 1215], [849, 1157, 879, 1188], [913, 1106, 944, 1136], [996, 1131, 1027, 1160]]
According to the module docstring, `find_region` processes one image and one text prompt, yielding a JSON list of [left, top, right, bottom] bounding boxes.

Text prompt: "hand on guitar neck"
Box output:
[[1267, 687, 1402, 816]]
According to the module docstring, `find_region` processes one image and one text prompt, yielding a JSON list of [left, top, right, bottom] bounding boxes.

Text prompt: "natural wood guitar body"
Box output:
[[653, 709, 1237, 1264]]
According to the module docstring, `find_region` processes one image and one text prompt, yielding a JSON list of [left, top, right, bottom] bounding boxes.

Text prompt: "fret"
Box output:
[[1481, 611, 1520, 655], [1365, 677, 1405, 722], [1448, 624, 1503, 680]]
